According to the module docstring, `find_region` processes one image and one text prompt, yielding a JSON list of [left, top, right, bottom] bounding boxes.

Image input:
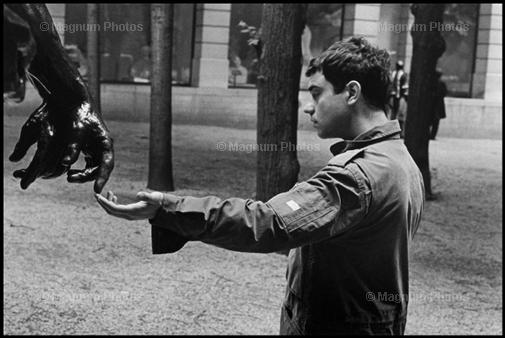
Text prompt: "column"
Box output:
[[342, 4, 381, 45], [472, 4, 502, 101], [394, 4, 412, 72], [402, 7, 415, 75], [191, 4, 231, 88]]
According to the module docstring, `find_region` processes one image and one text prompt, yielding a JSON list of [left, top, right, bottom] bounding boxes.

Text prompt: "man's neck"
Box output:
[[347, 109, 389, 140]]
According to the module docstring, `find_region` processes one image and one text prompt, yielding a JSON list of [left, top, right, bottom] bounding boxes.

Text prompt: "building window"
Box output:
[[64, 4, 194, 85], [228, 4, 344, 89], [437, 4, 479, 98]]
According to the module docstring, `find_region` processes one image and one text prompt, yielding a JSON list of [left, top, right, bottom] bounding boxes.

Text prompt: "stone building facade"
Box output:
[[31, 4, 502, 138]]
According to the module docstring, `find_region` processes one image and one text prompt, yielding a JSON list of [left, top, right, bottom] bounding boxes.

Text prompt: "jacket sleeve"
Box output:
[[149, 163, 370, 253]]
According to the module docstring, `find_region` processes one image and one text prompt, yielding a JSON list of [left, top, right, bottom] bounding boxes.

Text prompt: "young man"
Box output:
[[96, 36, 424, 335]]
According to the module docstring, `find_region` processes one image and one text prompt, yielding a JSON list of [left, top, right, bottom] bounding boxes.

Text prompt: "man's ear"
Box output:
[[345, 80, 361, 105]]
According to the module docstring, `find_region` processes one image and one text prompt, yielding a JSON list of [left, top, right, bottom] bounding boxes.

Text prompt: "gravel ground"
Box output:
[[3, 113, 502, 335]]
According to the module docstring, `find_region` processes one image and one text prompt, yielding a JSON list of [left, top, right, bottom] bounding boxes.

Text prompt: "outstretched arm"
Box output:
[[95, 164, 368, 253]]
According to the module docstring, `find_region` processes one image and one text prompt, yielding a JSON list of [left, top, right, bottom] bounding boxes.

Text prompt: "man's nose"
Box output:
[[303, 102, 315, 115]]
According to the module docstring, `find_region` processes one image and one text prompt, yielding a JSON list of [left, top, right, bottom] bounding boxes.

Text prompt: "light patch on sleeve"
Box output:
[[286, 200, 301, 211]]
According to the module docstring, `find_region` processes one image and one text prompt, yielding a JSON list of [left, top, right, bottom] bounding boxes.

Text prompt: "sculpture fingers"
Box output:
[[39, 141, 83, 180], [13, 169, 26, 178], [9, 125, 38, 162], [9, 103, 47, 162], [39, 139, 71, 179], [42, 109, 87, 179], [67, 166, 99, 184], [93, 137, 114, 194], [19, 138, 51, 189], [61, 141, 83, 167]]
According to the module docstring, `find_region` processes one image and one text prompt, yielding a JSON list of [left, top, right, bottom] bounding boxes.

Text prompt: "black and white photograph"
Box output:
[[3, 3, 502, 335]]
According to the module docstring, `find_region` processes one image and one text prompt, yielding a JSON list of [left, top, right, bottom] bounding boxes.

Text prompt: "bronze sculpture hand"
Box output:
[[9, 100, 114, 193]]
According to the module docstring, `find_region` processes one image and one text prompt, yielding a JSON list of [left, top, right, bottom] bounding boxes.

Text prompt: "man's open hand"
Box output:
[[95, 191, 164, 220]]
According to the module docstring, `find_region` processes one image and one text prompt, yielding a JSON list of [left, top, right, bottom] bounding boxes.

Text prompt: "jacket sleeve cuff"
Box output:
[[149, 196, 190, 255], [148, 193, 198, 239], [148, 204, 175, 230], [148, 192, 181, 230]]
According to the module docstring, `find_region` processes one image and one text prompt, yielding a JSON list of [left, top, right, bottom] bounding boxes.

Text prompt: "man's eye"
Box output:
[[311, 92, 320, 100]]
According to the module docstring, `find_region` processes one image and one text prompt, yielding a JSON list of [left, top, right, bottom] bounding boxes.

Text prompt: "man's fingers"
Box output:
[[95, 194, 142, 220], [95, 194, 119, 216], [93, 139, 114, 194], [106, 191, 118, 204], [107, 190, 117, 202], [95, 194, 119, 214], [96, 194, 144, 213]]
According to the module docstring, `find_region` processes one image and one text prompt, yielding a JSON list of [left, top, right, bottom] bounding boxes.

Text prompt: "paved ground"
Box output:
[[3, 113, 502, 334]]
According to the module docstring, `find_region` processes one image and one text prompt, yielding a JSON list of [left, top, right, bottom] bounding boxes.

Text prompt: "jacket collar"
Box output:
[[330, 120, 402, 156]]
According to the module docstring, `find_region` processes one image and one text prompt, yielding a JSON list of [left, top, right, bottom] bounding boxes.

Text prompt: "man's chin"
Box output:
[[316, 129, 330, 139], [317, 129, 340, 139]]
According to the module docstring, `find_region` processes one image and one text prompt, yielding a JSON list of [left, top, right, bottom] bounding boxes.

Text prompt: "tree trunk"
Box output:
[[149, 4, 187, 255], [148, 4, 174, 191], [405, 4, 446, 196], [86, 4, 100, 112], [256, 4, 306, 202]]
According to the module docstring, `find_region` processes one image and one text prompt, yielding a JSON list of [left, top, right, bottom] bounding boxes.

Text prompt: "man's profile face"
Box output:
[[304, 71, 352, 139]]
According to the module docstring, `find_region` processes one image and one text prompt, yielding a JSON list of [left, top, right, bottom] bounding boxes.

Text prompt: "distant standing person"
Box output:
[[396, 92, 408, 139], [388, 61, 409, 137], [430, 69, 447, 140], [389, 60, 408, 120], [131, 45, 152, 83]]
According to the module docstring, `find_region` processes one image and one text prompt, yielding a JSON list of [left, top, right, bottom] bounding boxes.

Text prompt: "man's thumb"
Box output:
[[136, 191, 163, 204]]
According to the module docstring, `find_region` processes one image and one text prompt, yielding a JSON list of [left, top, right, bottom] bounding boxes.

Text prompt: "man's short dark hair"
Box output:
[[306, 36, 391, 111]]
